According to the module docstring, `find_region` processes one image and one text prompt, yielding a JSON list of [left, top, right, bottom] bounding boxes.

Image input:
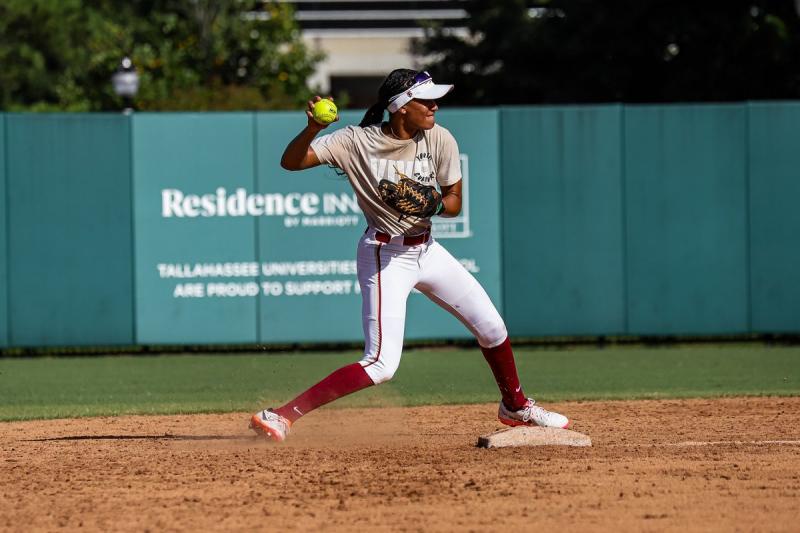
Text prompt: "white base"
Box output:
[[477, 426, 592, 448]]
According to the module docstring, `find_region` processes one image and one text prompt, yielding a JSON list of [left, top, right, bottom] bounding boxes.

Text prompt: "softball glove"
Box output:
[[378, 177, 442, 219]]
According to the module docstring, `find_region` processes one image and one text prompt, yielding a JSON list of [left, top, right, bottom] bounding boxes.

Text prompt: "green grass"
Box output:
[[0, 343, 798, 421]]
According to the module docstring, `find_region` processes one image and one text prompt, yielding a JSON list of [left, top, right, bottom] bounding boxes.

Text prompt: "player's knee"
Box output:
[[475, 318, 508, 349], [363, 358, 399, 385]]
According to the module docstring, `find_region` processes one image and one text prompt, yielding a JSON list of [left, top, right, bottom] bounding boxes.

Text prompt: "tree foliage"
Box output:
[[0, 0, 323, 111], [416, 0, 800, 104]]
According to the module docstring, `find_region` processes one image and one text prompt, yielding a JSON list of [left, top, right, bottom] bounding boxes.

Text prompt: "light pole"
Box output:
[[112, 56, 140, 114]]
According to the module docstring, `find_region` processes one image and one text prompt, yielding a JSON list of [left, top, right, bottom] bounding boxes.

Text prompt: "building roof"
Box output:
[[265, 0, 469, 33]]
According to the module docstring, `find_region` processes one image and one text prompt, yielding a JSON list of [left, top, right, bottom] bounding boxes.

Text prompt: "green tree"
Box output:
[[0, 0, 323, 111], [416, 0, 800, 104]]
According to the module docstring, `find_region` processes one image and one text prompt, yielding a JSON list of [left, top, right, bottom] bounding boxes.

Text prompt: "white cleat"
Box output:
[[249, 410, 291, 442], [498, 398, 570, 429]]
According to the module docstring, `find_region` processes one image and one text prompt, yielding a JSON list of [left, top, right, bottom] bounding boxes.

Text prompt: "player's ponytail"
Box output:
[[359, 68, 418, 127], [359, 101, 387, 128]]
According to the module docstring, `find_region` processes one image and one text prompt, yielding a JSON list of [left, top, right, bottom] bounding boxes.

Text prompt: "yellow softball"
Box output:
[[312, 98, 338, 125]]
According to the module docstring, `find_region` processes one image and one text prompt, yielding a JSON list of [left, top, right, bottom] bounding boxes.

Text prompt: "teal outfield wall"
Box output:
[[748, 103, 800, 332], [1, 103, 799, 348], [500, 102, 798, 337], [623, 105, 749, 334], [501, 106, 626, 336], [0, 115, 7, 347], [4, 114, 134, 347]]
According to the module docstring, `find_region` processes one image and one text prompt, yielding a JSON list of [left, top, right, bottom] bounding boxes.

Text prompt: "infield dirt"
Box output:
[[2, 397, 799, 532]]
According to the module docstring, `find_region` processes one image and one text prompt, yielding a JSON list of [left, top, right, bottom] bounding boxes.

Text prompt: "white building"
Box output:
[[278, 0, 469, 107]]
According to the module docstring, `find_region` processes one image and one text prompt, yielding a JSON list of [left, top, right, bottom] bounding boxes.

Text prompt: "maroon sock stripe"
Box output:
[[364, 244, 383, 367]]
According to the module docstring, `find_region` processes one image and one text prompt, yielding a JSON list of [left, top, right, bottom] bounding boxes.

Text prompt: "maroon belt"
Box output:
[[373, 229, 431, 246]]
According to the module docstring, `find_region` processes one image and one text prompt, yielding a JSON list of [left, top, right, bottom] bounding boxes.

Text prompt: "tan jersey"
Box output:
[[310, 123, 462, 235]]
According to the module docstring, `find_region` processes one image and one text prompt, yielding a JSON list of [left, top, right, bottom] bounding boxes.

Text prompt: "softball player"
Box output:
[[250, 69, 569, 442]]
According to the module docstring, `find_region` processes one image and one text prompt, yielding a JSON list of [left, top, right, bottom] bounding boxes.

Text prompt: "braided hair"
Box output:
[[359, 69, 418, 127]]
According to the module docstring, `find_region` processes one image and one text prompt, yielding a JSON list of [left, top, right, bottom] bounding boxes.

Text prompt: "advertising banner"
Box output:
[[132, 110, 503, 345], [133, 113, 259, 344]]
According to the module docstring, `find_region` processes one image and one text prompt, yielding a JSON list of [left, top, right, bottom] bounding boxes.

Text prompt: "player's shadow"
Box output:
[[24, 434, 253, 442]]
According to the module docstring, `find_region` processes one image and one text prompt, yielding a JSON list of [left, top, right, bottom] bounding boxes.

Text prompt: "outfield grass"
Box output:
[[0, 343, 798, 421]]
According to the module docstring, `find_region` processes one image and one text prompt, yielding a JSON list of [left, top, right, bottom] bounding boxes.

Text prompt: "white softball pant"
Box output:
[[357, 228, 508, 384]]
